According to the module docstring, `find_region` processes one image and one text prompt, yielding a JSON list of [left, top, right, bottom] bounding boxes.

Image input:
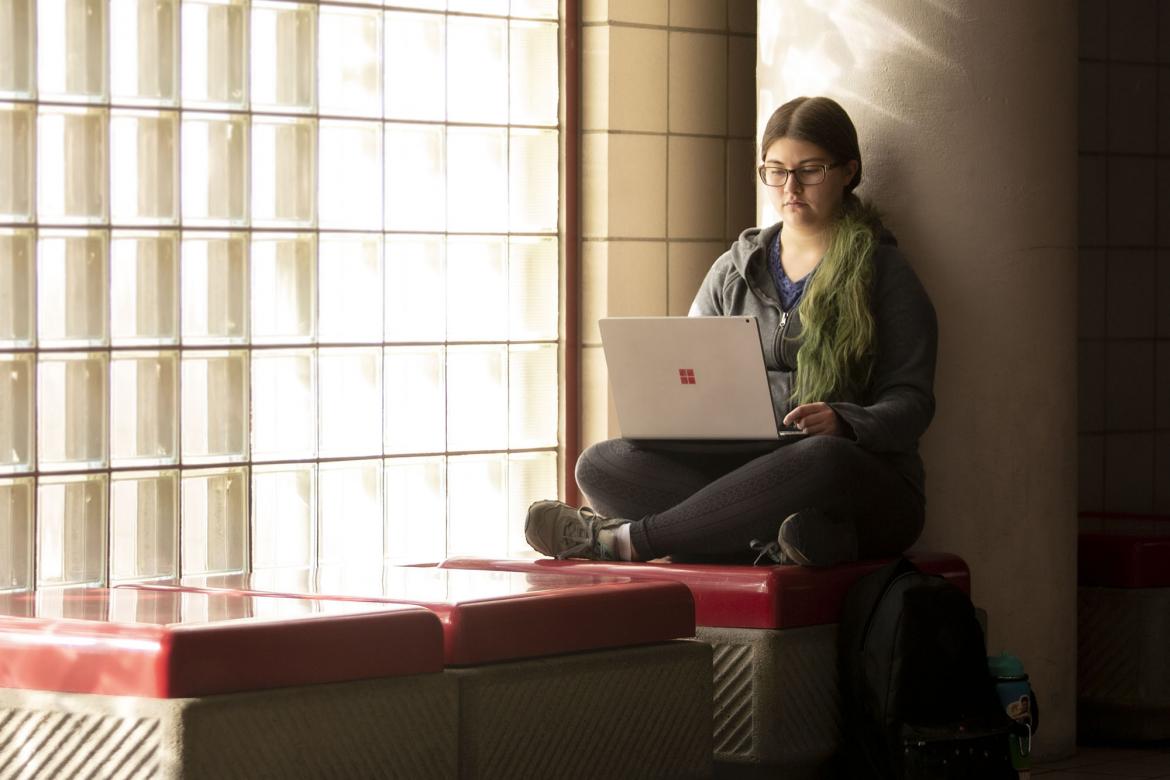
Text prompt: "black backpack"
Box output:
[[836, 558, 1025, 779]]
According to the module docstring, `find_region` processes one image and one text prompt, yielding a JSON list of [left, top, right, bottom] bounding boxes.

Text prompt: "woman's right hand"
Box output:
[[782, 402, 844, 437]]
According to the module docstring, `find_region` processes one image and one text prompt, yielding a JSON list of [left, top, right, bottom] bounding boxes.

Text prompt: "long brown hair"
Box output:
[[762, 96, 878, 403]]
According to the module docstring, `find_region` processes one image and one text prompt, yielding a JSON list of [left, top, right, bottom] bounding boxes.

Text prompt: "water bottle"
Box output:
[[988, 653, 1034, 779]]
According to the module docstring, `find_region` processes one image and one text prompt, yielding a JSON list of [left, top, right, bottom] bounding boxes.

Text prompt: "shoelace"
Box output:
[[556, 506, 603, 559], [750, 538, 785, 566]]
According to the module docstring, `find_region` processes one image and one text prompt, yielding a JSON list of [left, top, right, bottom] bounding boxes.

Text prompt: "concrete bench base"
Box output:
[[451, 640, 713, 779], [1079, 586, 1170, 741], [0, 673, 458, 779], [699, 624, 838, 778]]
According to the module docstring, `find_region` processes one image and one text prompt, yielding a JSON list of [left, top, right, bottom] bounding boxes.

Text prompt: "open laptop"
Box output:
[[598, 316, 808, 444]]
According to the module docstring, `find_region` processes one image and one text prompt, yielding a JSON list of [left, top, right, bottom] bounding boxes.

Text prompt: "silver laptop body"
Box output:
[[599, 316, 789, 440]]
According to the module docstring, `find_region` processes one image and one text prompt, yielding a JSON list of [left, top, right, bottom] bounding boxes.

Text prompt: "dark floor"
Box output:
[[1034, 744, 1170, 778]]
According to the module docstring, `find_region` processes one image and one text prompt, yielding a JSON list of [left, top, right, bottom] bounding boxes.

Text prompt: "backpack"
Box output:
[[836, 558, 1024, 779]]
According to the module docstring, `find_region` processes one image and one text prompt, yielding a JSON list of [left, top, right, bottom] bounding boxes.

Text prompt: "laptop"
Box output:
[[598, 316, 808, 444]]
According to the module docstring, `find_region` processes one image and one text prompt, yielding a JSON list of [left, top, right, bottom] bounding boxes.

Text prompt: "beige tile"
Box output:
[[727, 0, 756, 33], [580, 240, 668, 344], [608, 133, 668, 238], [726, 35, 756, 138], [582, 133, 610, 237], [609, 26, 669, 132], [669, 0, 725, 30], [581, 345, 618, 448], [1105, 340, 1155, 430], [668, 134, 725, 239], [1078, 339, 1104, 431], [1079, 434, 1104, 513], [668, 241, 723, 314], [668, 31, 727, 135], [582, 26, 610, 130], [585, 0, 669, 26], [1104, 432, 1155, 513], [725, 139, 757, 241]]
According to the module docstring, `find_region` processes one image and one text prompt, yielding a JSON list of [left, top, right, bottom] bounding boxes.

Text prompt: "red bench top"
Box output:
[[128, 565, 696, 666], [437, 553, 970, 630], [0, 588, 443, 698], [1079, 533, 1170, 588]]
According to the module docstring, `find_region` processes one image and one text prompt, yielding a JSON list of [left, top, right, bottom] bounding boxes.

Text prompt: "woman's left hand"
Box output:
[[782, 402, 845, 437]]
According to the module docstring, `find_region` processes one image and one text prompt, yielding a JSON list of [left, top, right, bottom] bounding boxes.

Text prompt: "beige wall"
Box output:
[[756, 0, 1079, 758], [578, 0, 757, 448]]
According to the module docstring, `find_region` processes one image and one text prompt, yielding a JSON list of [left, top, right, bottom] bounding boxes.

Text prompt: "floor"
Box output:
[[1035, 744, 1170, 778]]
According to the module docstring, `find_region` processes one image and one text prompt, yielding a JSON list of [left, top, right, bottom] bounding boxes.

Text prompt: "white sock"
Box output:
[[612, 523, 635, 561]]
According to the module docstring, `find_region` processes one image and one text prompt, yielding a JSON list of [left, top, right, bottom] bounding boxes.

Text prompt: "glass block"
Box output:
[[384, 123, 445, 231], [110, 351, 179, 467], [510, 22, 558, 124], [0, 0, 35, 98], [510, 129, 558, 232], [384, 456, 445, 564], [383, 346, 444, 454], [319, 348, 382, 457], [507, 451, 556, 558], [37, 352, 108, 471], [110, 110, 180, 225], [385, 235, 444, 342], [448, 0, 507, 17], [384, 11, 443, 122], [511, 0, 557, 20], [0, 354, 34, 473], [0, 104, 34, 221], [447, 345, 507, 452], [447, 454, 507, 558], [385, 0, 443, 9], [251, 233, 315, 343], [318, 6, 381, 118], [37, 474, 107, 588], [319, 121, 381, 230], [251, 1, 315, 113], [37, 230, 109, 347], [37, 107, 108, 224], [110, 470, 178, 582], [252, 464, 315, 569], [509, 344, 557, 448], [447, 236, 507, 341], [318, 233, 382, 343], [110, 231, 179, 345], [38, 0, 107, 102], [181, 113, 249, 226], [110, 0, 180, 105], [252, 117, 316, 227], [181, 0, 247, 109], [0, 478, 33, 591], [447, 127, 506, 232], [509, 236, 558, 340], [319, 460, 382, 567], [447, 16, 507, 124], [181, 466, 247, 575], [181, 233, 248, 344], [251, 349, 316, 460], [181, 350, 249, 463], [0, 229, 35, 346]]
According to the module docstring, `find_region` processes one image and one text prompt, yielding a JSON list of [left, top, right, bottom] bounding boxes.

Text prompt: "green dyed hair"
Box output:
[[761, 96, 878, 404], [791, 197, 879, 404]]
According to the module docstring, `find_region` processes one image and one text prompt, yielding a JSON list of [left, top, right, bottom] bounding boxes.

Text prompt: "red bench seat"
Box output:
[[437, 552, 970, 629], [127, 565, 696, 666], [0, 587, 442, 698], [1078, 532, 1170, 588]]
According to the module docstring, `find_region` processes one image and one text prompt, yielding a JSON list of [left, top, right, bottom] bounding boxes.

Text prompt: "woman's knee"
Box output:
[[789, 434, 865, 473], [574, 438, 634, 495]]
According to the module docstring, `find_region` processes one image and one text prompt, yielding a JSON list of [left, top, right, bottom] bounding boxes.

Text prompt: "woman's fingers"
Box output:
[[783, 403, 843, 436]]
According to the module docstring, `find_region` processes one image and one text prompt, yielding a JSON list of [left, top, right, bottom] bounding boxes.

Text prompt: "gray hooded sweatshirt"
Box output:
[[689, 221, 938, 498]]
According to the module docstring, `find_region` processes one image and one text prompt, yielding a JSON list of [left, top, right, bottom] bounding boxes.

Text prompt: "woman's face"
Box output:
[[762, 137, 858, 234]]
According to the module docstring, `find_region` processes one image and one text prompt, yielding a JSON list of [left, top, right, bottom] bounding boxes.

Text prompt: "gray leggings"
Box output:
[[575, 436, 925, 562]]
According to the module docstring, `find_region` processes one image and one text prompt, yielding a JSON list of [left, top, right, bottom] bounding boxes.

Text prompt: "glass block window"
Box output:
[[0, 0, 561, 591]]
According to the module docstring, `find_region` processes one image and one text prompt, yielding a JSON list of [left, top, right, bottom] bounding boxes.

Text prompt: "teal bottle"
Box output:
[[988, 653, 1033, 778]]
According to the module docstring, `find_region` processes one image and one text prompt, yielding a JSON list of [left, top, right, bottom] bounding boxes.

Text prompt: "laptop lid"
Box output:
[[598, 316, 782, 440]]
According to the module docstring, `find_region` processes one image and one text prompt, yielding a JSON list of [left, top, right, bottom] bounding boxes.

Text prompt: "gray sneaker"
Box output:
[[525, 500, 628, 560], [777, 509, 859, 567]]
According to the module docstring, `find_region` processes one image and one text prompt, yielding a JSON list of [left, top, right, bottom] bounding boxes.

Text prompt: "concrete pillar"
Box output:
[[757, 0, 1079, 758]]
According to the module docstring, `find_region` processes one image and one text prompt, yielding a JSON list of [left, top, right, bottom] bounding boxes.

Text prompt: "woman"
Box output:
[[527, 96, 937, 566]]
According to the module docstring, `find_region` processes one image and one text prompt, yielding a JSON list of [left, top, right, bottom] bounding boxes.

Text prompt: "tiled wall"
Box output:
[[1078, 0, 1170, 519], [578, 0, 757, 448]]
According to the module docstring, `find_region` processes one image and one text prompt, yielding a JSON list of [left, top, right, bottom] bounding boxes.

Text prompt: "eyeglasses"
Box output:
[[757, 162, 843, 187]]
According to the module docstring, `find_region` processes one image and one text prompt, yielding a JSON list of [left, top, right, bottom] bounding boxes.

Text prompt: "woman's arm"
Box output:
[[825, 250, 938, 452]]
